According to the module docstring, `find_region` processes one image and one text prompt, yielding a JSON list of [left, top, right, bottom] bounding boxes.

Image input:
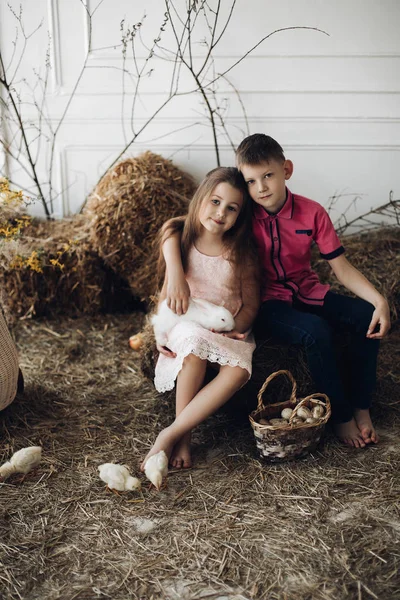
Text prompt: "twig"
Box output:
[[0, 50, 50, 217]]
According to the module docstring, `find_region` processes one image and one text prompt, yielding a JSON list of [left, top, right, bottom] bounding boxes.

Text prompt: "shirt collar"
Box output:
[[252, 188, 294, 220]]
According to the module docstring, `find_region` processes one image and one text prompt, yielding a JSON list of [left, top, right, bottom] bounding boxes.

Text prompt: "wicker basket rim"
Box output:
[[250, 378, 332, 433]]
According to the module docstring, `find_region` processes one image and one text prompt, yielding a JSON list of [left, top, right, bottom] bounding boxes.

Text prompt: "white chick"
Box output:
[[98, 463, 141, 492], [144, 451, 168, 490], [0, 446, 42, 481]]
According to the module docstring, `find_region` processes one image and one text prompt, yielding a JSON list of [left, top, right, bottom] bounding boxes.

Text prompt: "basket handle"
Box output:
[[256, 369, 297, 412], [289, 392, 330, 422]]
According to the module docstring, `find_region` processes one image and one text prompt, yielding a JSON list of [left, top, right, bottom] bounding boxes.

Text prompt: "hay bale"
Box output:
[[85, 152, 196, 301], [139, 320, 158, 382], [0, 215, 120, 320]]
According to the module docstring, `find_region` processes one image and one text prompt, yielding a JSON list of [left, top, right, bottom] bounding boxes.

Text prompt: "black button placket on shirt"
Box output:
[[269, 217, 285, 281], [269, 218, 285, 282], [269, 208, 302, 300]]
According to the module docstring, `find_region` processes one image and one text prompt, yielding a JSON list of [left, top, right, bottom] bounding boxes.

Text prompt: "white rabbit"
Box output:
[[151, 297, 235, 346]]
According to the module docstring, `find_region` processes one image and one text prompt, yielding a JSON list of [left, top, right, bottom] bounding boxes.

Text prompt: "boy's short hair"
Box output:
[[236, 134, 285, 167]]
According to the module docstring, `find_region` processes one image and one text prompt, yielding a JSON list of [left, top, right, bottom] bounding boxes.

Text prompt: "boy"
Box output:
[[162, 134, 391, 448]]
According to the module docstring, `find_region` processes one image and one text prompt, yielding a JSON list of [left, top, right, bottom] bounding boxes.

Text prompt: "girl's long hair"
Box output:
[[157, 166, 257, 288]]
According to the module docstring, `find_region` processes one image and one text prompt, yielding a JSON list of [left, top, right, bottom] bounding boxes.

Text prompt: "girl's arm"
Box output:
[[329, 254, 391, 339], [222, 261, 260, 339], [162, 233, 190, 315], [155, 275, 177, 358]]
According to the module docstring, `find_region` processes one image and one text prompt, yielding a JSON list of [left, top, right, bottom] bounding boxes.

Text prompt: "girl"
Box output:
[[142, 167, 259, 470]]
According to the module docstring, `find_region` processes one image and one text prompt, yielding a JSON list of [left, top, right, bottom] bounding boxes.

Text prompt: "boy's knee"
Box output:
[[353, 299, 374, 331], [302, 316, 332, 347]]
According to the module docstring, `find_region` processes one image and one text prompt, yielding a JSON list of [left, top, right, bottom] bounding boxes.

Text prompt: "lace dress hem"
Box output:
[[154, 329, 254, 393]]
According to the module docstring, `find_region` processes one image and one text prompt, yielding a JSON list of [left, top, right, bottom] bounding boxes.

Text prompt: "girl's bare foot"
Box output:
[[140, 426, 178, 471], [334, 418, 366, 448], [170, 433, 192, 469], [354, 408, 379, 444]]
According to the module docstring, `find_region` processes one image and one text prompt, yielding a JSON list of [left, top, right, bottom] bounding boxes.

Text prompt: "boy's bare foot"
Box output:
[[140, 426, 177, 471], [354, 408, 379, 444], [170, 433, 192, 469], [334, 418, 367, 448]]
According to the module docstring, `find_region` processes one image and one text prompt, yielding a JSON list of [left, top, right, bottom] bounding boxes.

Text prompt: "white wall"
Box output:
[[0, 0, 399, 226]]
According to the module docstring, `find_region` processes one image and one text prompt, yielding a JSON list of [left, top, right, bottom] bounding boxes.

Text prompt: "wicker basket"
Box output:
[[0, 305, 19, 411], [249, 369, 331, 461]]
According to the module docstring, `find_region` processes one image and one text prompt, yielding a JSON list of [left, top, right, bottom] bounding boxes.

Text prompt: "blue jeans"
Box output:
[[255, 292, 380, 423]]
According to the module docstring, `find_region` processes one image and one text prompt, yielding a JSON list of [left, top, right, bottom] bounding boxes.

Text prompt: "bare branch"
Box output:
[[196, 0, 223, 78], [179, 26, 330, 96], [0, 48, 50, 216], [332, 196, 400, 236]]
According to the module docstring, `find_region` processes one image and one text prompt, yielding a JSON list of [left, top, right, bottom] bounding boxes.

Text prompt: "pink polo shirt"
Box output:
[[252, 188, 345, 305]]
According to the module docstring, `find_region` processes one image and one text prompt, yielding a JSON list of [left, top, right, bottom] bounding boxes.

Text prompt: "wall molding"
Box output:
[[45, 116, 400, 125], [53, 88, 400, 97], [81, 0, 91, 57], [60, 142, 400, 214], [59, 146, 68, 217], [48, 0, 63, 91], [64, 143, 400, 152], [86, 49, 400, 62], [80, 1, 400, 63]]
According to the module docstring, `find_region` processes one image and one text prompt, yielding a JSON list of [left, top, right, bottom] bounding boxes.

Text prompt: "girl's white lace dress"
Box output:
[[154, 246, 256, 393]]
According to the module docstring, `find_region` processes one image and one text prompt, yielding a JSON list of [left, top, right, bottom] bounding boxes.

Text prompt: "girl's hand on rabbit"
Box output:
[[166, 276, 191, 316], [156, 343, 177, 358]]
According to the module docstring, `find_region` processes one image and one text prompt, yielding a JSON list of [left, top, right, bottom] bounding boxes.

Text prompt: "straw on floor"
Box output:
[[0, 310, 399, 600]]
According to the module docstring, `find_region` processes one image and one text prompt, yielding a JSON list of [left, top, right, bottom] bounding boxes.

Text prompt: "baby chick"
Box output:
[[144, 450, 168, 490], [0, 446, 42, 481], [98, 463, 141, 492]]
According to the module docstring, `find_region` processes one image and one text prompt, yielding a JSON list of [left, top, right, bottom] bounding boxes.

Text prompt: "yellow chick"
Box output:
[[0, 446, 42, 481], [144, 450, 168, 490], [98, 463, 141, 492]]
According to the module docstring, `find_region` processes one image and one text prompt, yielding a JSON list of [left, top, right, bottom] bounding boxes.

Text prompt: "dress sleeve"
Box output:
[[314, 206, 345, 260]]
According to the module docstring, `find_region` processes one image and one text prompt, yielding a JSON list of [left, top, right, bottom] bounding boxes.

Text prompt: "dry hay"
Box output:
[[140, 318, 159, 382], [0, 215, 137, 322], [85, 152, 196, 301], [0, 312, 399, 600]]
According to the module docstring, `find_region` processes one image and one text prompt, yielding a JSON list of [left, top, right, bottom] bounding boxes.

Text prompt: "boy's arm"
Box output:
[[328, 254, 391, 339], [162, 233, 190, 315], [222, 262, 260, 339]]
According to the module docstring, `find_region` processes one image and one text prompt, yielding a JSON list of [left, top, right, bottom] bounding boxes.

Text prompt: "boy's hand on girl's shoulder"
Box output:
[[156, 343, 177, 358], [367, 300, 391, 339]]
